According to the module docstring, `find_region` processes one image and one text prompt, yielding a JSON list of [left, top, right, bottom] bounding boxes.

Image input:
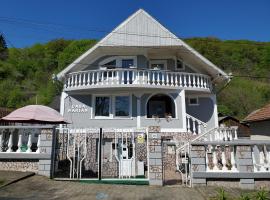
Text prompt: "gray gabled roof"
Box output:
[[57, 9, 228, 82]]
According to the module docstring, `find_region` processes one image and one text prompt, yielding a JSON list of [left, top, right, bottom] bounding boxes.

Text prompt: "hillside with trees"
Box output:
[[0, 35, 269, 119]]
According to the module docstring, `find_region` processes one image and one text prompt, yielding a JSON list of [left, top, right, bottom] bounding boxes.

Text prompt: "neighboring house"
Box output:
[[218, 115, 250, 138], [244, 103, 270, 140]]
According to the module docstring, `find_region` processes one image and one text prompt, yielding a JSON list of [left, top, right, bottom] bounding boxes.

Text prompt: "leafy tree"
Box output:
[[0, 34, 8, 60]]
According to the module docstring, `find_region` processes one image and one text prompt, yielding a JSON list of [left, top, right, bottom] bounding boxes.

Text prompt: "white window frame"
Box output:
[[188, 97, 199, 106], [99, 56, 137, 69], [113, 94, 132, 118], [149, 59, 167, 70], [175, 58, 185, 71], [93, 95, 112, 119]]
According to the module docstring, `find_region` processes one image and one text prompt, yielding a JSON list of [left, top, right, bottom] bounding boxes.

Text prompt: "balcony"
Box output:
[[64, 69, 212, 92]]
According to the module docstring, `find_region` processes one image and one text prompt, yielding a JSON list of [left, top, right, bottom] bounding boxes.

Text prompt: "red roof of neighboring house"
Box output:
[[244, 103, 270, 122]]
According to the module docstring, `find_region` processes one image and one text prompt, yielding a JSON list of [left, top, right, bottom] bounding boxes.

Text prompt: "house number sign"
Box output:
[[68, 104, 88, 113]]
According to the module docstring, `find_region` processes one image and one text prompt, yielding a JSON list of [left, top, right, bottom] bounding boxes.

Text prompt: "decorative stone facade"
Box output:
[[0, 159, 38, 172]]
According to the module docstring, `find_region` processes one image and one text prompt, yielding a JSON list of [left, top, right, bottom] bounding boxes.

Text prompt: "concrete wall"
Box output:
[[186, 96, 217, 130], [64, 91, 186, 129], [83, 55, 198, 74], [250, 120, 270, 140]]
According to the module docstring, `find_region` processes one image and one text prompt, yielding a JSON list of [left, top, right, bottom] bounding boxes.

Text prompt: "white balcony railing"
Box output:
[[186, 114, 207, 135], [64, 69, 212, 91]]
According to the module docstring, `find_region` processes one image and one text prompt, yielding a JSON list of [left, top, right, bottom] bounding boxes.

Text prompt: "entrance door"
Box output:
[[122, 59, 134, 84], [119, 138, 135, 177]]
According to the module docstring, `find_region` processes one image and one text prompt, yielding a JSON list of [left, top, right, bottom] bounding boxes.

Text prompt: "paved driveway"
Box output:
[[0, 175, 250, 200]]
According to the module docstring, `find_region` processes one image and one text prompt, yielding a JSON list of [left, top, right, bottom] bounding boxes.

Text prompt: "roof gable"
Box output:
[[99, 9, 182, 46], [57, 9, 228, 80]]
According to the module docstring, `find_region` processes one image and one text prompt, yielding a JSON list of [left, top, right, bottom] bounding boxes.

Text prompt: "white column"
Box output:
[[230, 146, 237, 171], [0, 132, 2, 152], [187, 117, 191, 133], [87, 72, 90, 85], [212, 146, 219, 171], [221, 146, 227, 171], [16, 132, 22, 153], [192, 119, 196, 135], [7, 132, 13, 152], [36, 133, 41, 153], [78, 73, 81, 86], [26, 133, 32, 153], [82, 73, 86, 85], [135, 94, 142, 128], [206, 149, 210, 171], [161, 72, 165, 85]]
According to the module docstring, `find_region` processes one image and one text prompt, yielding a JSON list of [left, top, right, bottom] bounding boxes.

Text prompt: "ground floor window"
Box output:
[[94, 95, 131, 118], [115, 96, 130, 117], [95, 96, 110, 117], [147, 94, 175, 118]]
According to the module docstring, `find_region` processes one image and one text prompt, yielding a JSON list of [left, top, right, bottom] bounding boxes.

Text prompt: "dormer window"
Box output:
[[149, 60, 167, 70], [103, 60, 116, 69], [175, 59, 185, 70]]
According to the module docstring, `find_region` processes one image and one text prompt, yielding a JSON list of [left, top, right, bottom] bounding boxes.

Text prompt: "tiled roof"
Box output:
[[244, 103, 270, 122]]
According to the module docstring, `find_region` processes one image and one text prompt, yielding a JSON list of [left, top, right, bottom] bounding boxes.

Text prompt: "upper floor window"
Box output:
[[99, 56, 137, 69], [102, 60, 116, 69], [149, 60, 167, 70], [188, 97, 199, 106], [122, 59, 134, 69], [175, 59, 185, 70]]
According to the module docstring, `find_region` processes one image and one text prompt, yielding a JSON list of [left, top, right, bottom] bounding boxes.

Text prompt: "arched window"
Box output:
[[147, 94, 175, 118]]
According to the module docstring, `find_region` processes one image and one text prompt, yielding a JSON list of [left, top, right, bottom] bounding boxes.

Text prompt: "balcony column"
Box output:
[[7, 132, 13, 152], [212, 145, 219, 171], [0, 132, 3, 152], [16, 131, 22, 152], [135, 93, 142, 128], [230, 146, 237, 171], [26, 133, 32, 153], [36, 133, 41, 153]]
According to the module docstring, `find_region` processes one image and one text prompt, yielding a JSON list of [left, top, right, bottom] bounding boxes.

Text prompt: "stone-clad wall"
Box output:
[[0, 128, 54, 178], [191, 145, 206, 186], [236, 145, 254, 189], [148, 132, 163, 186], [38, 129, 54, 177], [0, 159, 39, 172], [191, 143, 270, 189]]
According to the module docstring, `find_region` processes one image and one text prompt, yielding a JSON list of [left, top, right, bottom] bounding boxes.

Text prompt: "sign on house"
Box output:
[[67, 104, 88, 113]]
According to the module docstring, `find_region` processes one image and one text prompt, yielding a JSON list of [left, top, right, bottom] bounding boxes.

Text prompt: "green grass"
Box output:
[[79, 179, 149, 185]]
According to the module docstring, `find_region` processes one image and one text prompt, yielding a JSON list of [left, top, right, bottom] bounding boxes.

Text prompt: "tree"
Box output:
[[0, 34, 8, 60]]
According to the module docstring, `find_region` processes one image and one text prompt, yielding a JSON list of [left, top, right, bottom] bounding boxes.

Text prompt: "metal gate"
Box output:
[[53, 128, 149, 180]]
